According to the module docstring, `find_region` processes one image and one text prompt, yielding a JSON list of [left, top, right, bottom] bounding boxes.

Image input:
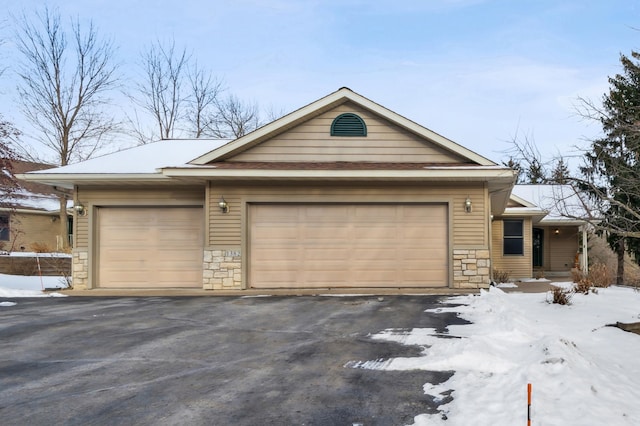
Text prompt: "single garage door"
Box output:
[[249, 204, 448, 288], [98, 207, 203, 288]]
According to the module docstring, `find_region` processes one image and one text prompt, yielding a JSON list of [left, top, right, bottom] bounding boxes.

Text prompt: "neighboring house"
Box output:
[[19, 88, 585, 291], [1, 160, 72, 252]]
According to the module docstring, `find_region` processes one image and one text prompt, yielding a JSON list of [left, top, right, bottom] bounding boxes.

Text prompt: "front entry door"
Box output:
[[533, 228, 544, 268]]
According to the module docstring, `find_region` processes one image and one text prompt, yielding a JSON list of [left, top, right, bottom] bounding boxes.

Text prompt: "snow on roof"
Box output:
[[1, 188, 75, 212], [511, 184, 591, 223], [28, 139, 230, 175], [6, 192, 59, 211]]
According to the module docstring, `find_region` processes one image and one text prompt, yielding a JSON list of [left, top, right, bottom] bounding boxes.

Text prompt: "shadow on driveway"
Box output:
[[0, 295, 467, 425]]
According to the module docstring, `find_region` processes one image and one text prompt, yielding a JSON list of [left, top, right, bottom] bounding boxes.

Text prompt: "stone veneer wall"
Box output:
[[72, 249, 89, 290], [453, 249, 491, 288], [203, 248, 242, 290]]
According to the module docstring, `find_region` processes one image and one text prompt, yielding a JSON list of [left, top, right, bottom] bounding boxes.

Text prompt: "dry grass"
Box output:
[[588, 263, 612, 288], [30, 242, 53, 253], [493, 269, 511, 283], [571, 262, 611, 296], [588, 235, 640, 286]]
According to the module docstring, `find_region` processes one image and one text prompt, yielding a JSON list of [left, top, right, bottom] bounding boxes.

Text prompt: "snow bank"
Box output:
[[352, 287, 640, 425], [0, 273, 68, 300]]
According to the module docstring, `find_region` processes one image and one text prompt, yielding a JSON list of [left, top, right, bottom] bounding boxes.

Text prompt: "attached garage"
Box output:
[[22, 88, 517, 292], [97, 207, 203, 288], [249, 204, 448, 288]]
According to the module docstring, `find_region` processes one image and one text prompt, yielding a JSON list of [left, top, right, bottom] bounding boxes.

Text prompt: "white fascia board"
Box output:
[[539, 218, 588, 226], [509, 193, 538, 208], [161, 167, 515, 181], [190, 88, 497, 166], [190, 90, 349, 164], [0, 207, 59, 215], [502, 207, 548, 217], [350, 94, 496, 166], [16, 173, 171, 189]]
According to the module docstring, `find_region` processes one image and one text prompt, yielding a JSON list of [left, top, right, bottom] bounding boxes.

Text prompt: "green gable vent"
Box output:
[[330, 113, 367, 137]]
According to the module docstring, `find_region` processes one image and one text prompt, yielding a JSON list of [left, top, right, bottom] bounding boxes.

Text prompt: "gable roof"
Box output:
[[17, 88, 516, 213], [18, 139, 230, 189], [190, 87, 497, 166], [509, 184, 590, 225]]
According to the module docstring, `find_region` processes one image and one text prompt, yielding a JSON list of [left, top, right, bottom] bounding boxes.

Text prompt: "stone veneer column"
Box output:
[[203, 248, 242, 290], [72, 249, 89, 290], [452, 249, 491, 288]]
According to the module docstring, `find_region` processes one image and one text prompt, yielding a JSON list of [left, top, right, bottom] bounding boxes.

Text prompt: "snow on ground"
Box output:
[[2, 273, 639, 424], [0, 273, 68, 300], [350, 285, 640, 425], [0, 251, 72, 258]]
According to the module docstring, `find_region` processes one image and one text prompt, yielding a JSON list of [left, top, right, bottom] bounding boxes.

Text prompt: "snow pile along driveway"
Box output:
[[0, 273, 68, 300], [353, 286, 640, 425]]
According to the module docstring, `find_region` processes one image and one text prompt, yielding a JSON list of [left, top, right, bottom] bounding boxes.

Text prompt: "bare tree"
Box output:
[[131, 38, 189, 142], [13, 7, 118, 248], [264, 104, 288, 122], [0, 116, 20, 207], [504, 129, 550, 184], [186, 62, 222, 138], [212, 95, 261, 138], [130, 38, 265, 142]]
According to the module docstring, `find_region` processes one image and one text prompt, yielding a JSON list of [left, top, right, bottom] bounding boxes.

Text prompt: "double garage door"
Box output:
[[97, 207, 203, 288], [96, 204, 448, 289], [249, 204, 448, 288]]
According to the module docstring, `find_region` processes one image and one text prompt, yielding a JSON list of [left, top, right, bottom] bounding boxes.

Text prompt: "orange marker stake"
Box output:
[[527, 383, 532, 426]]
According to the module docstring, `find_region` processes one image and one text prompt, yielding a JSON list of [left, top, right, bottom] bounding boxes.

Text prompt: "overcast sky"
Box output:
[[1, 0, 639, 167]]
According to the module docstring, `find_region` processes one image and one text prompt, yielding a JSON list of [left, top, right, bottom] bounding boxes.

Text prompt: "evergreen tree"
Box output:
[[550, 158, 570, 184], [526, 158, 546, 184], [502, 157, 523, 184], [580, 51, 640, 284]]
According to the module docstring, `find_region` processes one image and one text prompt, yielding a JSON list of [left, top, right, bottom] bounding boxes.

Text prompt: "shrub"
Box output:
[[574, 278, 592, 295], [493, 269, 511, 283], [549, 286, 572, 305]]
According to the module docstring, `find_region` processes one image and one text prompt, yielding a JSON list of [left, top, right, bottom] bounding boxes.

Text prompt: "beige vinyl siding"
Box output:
[[491, 217, 533, 278], [8, 213, 61, 251], [545, 226, 579, 271], [208, 182, 487, 248], [75, 186, 205, 249], [228, 103, 468, 164]]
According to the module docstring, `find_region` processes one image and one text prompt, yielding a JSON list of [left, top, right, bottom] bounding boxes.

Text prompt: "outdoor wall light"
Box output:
[[218, 196, 229, 213], [464, 197, 472, 213], [74, 203, 87, 216], [555, 228, 560, 235]]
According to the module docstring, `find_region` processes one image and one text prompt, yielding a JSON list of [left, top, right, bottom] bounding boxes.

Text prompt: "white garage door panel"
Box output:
[[249, 204, 448, 288], [98, 207, 203, 288]]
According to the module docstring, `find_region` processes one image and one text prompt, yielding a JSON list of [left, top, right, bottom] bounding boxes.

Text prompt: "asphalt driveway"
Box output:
[[0, 295, 466, 426]]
